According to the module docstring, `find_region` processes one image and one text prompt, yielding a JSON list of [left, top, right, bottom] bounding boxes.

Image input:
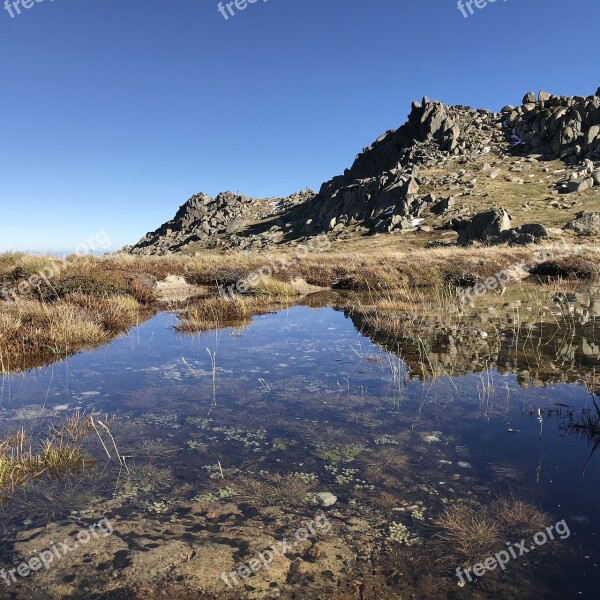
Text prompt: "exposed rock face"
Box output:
[[129, 190, 312, 255], [504, 90, 600, 162], [456, 208, 512, 246], [564, 211, 600, 236], [285, 97, 508, 235]]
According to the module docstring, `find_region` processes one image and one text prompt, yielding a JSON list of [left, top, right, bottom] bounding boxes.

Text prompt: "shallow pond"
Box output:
[[1, 289, 599, 599]]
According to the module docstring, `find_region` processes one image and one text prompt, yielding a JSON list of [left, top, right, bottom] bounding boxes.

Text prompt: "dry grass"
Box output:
[[1, 242, 599, 371], [250, 277, 300, 299], [0, 415, 98, 501], [175, 295, 292, 332], [0, 294, 141, 372], [435, 498, 550, 566]]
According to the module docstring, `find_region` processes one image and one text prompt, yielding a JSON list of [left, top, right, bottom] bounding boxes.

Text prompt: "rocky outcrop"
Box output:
[[564, 211, 600, 236], [129, 190, 312, 255], [456, 209, 548, 247], [284, 97, 507, 236], [556, 159, 600, 194], [285, 89, 600, 239], [504, 89, 600, 162], [126, 88, 600, 254], [456, 208, 512, 245]]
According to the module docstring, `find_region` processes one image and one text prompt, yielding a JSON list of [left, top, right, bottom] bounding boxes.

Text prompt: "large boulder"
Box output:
[[564, 211, 600, 236], [457, 208, 512, 246], [566, 177, 595, 193], [497, 223, 549, 245]]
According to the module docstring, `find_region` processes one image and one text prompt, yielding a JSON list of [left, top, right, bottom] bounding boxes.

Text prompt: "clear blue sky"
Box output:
[[1, 0, 598, 252]]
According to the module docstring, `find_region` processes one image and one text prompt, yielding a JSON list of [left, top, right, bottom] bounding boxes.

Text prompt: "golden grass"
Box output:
[[176, 295, 292, 332], [0, 415, 97, 500], [1, 242, 599, 371], [250, 277, 300, 299], [0, 294, 141, 372]]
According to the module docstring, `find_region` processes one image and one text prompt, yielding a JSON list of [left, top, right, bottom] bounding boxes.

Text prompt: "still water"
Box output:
[[1, 293, 599, 599]]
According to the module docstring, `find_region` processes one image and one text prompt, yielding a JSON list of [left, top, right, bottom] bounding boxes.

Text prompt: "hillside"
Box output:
[[126, 89, 600, 255]]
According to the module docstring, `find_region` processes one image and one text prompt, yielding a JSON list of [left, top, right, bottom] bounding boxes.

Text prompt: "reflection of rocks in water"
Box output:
[[348, 285, 600, 388]]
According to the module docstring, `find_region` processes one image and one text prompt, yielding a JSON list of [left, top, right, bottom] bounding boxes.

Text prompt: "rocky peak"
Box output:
[[126, 89, 600, 254]]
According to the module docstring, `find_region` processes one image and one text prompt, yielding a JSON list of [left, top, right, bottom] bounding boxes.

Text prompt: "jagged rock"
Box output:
[[564, 211, 600, 236], [125, 88, 600, 254], [538, 90, 551, 102], [567, 177, 595, 193], [431, 197, 455, 215], [128, 190, 313, 254], [457, 208, 512, 246], [504, 89, 600, 163], [285, 97, 507, 236], [497, 223, 549, 245]]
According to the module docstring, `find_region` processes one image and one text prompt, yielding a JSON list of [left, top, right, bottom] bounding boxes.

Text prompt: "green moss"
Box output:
[[316, 443, 364, 464]]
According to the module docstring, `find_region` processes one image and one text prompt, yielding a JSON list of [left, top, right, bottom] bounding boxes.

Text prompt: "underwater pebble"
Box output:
[[315, 492, 337, 507], [457, 461, 472, 469]]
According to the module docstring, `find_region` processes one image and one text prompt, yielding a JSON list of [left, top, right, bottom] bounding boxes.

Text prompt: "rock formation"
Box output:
[[127, 88, 600, 254]]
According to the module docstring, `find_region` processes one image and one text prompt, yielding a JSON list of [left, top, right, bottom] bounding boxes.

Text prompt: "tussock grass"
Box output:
[[0, 294, 141, 372], [0, 414, 98, 501], [435, 499, 550, 566], [176, 295, 293, 332], [435, 503, 502, 566], [176, 296, 265, 332], [250, 277, 300, 299]]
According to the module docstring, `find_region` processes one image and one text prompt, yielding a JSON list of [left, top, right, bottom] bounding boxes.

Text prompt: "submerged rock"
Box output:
[[315, 492, 337, 507]]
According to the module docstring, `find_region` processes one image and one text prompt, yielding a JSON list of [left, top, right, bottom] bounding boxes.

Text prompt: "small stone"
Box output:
[[315, 492, 337, 507]]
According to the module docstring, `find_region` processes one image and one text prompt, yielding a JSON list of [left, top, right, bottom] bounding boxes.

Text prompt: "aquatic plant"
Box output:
[[434, 503, 501, 565], [388, 521, 422, 546], [434, 497, 550, 567], [0, 422, 93, 501], [233, 473, 315, 507], [315, 443, 364, 464]]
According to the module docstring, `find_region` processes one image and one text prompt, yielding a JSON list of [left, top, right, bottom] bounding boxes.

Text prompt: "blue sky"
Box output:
[[0, 0, 598, 252]]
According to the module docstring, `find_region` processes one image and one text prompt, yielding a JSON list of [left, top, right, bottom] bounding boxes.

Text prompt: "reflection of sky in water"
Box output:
[[1, 306, 599, 594]]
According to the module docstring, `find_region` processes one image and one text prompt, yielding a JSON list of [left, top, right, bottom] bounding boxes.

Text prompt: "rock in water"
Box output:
[[315, 492, 337, 507]]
